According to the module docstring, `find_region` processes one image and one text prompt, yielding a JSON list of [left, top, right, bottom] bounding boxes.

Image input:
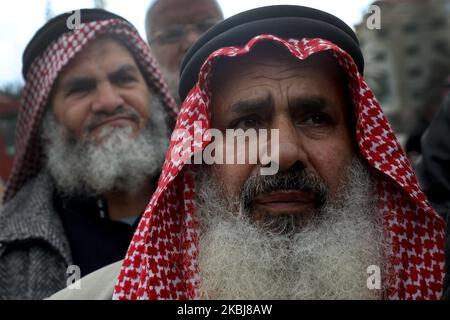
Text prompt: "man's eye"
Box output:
[[115, 75, 136, 86], [232, 116, 262, 130], [66, 84, 93, 96], [195, 20, 218, 33], [303, 113, 332, 126], [160, 27, 185, 42]]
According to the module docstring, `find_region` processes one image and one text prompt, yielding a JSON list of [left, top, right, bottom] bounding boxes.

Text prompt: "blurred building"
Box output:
[[355, 0, 450, 143]]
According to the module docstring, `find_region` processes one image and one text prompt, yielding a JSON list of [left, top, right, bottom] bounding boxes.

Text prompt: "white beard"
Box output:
[[195, 157, 387, 299], [41, 95, 169, 196]]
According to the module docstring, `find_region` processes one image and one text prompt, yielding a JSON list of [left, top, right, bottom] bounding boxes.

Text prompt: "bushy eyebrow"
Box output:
[[287, 95, 328, 113], [61, 77, 95, 95], [59, 64, 141, 94], [230, 94, 274, 115], [108, 64, 140, 83]]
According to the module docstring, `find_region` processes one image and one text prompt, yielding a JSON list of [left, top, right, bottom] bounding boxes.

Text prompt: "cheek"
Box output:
[[53, 101, 89, 138], [154, 45, 178, 70], [126, 90, 151, 125], [305, 134, 354, 194], [208, 136, 260, 197], [212, 164, 254, 197]]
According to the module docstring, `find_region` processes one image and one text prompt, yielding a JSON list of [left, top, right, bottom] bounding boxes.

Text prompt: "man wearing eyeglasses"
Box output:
[[145, 0, 223, 103]]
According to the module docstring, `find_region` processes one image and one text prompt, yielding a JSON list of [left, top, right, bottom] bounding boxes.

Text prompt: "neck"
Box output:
[[104, 178, 155, 221]]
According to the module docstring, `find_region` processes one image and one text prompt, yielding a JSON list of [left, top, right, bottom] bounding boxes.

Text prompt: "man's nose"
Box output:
[[276, 118, 308, 172], [91, 82, 124, 113]]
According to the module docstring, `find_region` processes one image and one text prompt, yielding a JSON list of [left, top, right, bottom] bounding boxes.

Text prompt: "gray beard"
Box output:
[[195, 157, 387, 299], [40, 95, 169, 196], [159, 65, 181, 105]]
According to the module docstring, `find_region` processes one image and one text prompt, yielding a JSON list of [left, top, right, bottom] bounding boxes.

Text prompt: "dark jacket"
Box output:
[[0, 172, 72, 300], [415, 96, 450, 299]]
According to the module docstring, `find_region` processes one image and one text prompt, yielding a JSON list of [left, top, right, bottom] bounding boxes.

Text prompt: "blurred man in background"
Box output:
[[145, 0, 223, 103], [0, 8, 177, 300]]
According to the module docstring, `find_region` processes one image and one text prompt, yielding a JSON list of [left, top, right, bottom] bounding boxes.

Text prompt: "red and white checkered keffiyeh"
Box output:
[[113, 35, 446, 300], [3, 18, 178, 203]]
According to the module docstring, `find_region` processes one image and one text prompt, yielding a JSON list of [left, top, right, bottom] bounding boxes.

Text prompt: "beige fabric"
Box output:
[[47, 260, 123, 300]]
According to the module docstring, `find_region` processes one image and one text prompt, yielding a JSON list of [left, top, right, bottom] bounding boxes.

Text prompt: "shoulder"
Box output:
[[47, 260, 123, 300], [0, 172, 53, 222], [0, 171, 71, 282], [0, 171, 57, 242]]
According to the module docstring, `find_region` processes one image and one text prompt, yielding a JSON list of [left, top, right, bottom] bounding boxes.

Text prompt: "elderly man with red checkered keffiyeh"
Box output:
[[51, 5, 446, 300], [0, 9, 178, 300]]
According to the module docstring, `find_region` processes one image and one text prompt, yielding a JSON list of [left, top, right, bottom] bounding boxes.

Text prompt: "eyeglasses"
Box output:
[[149, 19, 220, 45]]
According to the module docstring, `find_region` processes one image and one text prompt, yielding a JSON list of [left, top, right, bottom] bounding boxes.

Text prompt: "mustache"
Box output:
[[84, 106, 140, 134], [240, 166, 328, 214]]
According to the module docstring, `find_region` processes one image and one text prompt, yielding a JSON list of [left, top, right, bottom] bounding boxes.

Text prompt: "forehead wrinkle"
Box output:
[[224, 58, 316, 84], [235, 83, 273, 94]]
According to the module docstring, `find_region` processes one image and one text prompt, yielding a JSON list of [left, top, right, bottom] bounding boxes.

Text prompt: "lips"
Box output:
[[252, 191, 314, 214], [90, 116, 137, 132]]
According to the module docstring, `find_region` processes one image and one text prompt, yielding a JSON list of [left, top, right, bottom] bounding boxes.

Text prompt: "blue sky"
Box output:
[[0, 0, 373, 85]]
